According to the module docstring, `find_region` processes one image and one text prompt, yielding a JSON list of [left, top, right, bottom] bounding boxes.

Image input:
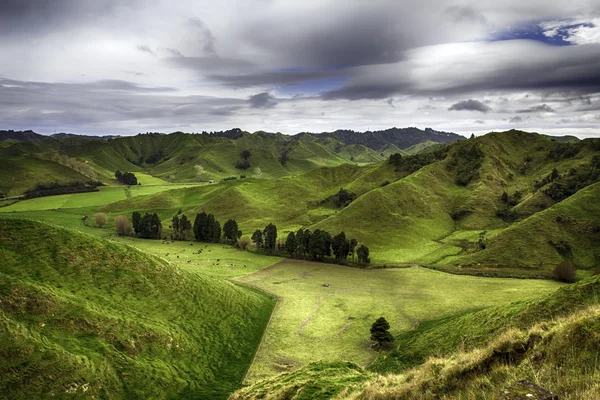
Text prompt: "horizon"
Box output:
[[1, 1, 600, 137]]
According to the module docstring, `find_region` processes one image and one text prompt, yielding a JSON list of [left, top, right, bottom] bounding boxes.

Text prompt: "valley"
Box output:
[[1, 128, 599, 399]]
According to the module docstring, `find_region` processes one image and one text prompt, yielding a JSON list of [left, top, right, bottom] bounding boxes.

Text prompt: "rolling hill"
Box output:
[[0, 218, 275, 399]]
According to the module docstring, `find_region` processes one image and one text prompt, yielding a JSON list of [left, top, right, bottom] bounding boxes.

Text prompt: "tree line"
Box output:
[[120, 211, 371, 265], [252, 225, 371, 264]]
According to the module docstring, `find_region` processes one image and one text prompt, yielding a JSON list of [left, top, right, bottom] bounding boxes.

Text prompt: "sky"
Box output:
[[1, 0, 600, 137]]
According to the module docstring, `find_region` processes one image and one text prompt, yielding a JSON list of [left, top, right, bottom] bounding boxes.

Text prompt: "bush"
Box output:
[[115, 215, 132, 236], [94, 212, 108, 228], [238, 237, 251, 251], [553, 261, 576, 283]]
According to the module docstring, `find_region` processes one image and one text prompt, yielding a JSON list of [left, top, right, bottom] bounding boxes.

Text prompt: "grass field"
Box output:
[[0, 184, 196, 213], [112, 236, 283, 279], [235, 259, 562, 383]]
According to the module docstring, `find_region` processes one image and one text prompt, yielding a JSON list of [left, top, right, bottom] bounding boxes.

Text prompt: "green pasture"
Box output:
[[235, 259, 562, 383]]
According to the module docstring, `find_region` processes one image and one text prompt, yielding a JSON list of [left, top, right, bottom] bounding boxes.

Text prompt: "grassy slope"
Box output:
[[231, 277, 600, 400], [444, 182, 600, 270], [0, 156, 92, 196], [235, 260, 560, 382], [0, 218, 275, 399]]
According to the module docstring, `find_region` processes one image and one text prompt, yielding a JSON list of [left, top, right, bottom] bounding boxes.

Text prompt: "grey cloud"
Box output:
[[0, 77, 245, 133], [509, 116, 524, 123], [137, 45, 156, 56], [166, 48, 184, 58], [444, 5, 487, 25], [248, 92, 278, 109], [386, 98, 395, 108], [188, 17, 217, 57], [167, 56, 255, 73], [448, 100, 491, 113], [474, 119, 485, 124], [518, 104, 556, 113]]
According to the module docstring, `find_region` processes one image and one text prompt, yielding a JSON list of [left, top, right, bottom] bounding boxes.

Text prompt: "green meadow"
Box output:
[[236, 259, 562, 382]]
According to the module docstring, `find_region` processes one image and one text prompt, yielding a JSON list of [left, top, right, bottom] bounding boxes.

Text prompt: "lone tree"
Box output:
[[137, 213, 162, 239], [94, 212, 108, 228], [370, 317, 394, 349], [357, 244, 370, 264], [115, 215, 132, 236]]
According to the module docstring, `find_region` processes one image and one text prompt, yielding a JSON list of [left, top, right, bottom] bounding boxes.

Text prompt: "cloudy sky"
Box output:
[[1, 0, 600, 137]]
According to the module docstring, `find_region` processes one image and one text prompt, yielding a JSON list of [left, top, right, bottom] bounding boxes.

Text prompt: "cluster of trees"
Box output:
[[193, 212, 222, 243], [132, 211, 162, 239], [235, 149, 252, 169], [548, 143, 580, 161], [171, 212, 192, 241], [24, 181, 102, 199], [333, 188, 356, 208], [253, 225, 370, 264], [542, 156, 600, 201], [115, 171, 138, 185], [451, 144, 484, 186]]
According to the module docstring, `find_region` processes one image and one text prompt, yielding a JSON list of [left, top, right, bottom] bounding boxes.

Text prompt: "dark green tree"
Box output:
[[370, 317, 393, 348], [263, 223, 278, 254], [251, 229, 263, 249], [171, 214, 191, 240], [132, 211, 141, 235], [301, 229, 312, 256], [285, 232, 297, 257], [115, 170, 122, 180], [138, 213, 162, 239], [357, 244, 370, 264], [193, 212, 221, 243], [308, 229, 330, 260], [223, 219, 239, 243], [295, 228, 305, 255], [332, 231, 350, 262]]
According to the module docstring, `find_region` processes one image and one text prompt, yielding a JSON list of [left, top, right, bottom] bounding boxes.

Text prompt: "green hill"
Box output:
[[0, 218, 275, 399]]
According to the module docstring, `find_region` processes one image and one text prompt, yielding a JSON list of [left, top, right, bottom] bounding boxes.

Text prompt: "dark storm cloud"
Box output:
[[518, 104, 556, 113], [242, 6, 412, 69], [248, 92, 278, 108], [448, 100, 492, 113], [0, 0, 132, 35]]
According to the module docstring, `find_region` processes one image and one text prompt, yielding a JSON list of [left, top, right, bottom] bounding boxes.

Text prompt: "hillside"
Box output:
[[0, 218, 275, 399], [231, 276, 600, 399], [0, 127, 461, 195]]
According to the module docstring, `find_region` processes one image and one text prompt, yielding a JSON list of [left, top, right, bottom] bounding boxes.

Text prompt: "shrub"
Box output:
[[115, 215, 132, 236], [94, 212, 108, 228], [552, 261, 576, 283], [238, 237, 251, 251]]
